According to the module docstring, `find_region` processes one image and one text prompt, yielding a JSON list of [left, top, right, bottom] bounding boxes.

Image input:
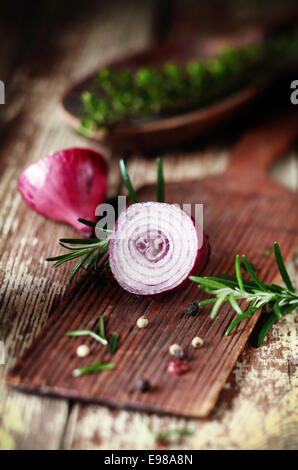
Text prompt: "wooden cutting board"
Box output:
[[5, 112, 298, 418]]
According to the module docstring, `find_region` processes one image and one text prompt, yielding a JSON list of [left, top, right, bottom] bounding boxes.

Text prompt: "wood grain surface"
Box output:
[[0, 0, 297, 449]]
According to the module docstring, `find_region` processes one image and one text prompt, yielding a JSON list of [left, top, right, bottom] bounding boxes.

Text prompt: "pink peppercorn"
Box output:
[[167, 359, 189, 376]]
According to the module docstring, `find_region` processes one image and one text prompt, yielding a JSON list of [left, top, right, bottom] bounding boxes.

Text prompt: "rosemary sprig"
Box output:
[[190, 242, 298, 346], [72, 361, 115, 377], [46, 229, 109, 284]]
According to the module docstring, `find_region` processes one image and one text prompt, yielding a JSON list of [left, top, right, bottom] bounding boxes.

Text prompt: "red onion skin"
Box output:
[[109, 202, 210, 297], [18, 147, 108, 235], [181, 232, 210, 288]]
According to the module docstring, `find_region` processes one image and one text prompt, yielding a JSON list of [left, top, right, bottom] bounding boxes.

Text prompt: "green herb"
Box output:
[[66, 330, 108, 346], [99, 315, 105, 340], [190, 242, 298, 346], [72, 361, 115, 377], [273, 241, 295, 292], [80, 24, 298, 134], [77, 218, 96, 228], [108, 333, 119, 355], [119, 159, 139, 204], [156, 157, 165, 203]]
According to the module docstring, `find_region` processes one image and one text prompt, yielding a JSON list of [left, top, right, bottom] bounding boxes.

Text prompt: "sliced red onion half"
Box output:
[[18, 148, 108, 235], [109, 202, 210, 296]]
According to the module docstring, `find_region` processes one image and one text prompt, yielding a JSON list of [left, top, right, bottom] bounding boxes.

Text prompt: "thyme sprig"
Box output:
[[47, 158, 165, 283], [190, 242, 298, 346]]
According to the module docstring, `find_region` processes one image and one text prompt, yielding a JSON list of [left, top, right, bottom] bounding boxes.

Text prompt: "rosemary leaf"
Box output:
[[229, 295, 243, 315], [66, 329, 108, 346], [257, 312, 277, 347], [273, 301, 283, 319], [94, 250, 101, 270], [225, 300, 258, 336], [100, 243, 109, 254], [282, 303, 298, 315], [190, 276, 227, 290], [198, 298, 218, 306], [59, 238, 101, 244], [108, 333, 119, 355], [119, 159, 139, 204], [77, 218, 96, 227], [99, 315, 105, 340], [241, 255, 267, 291], [84, 252, 100, 270], [225, 311, 250, 336], [273, 241, 295, 292], [235, 254, 244, 291], [267, 283, 285, 293], [46, 253, 75, 262], [59, 241, 103, 251], [72, 361, 115, 377], [52, 249, 90, 267], [210, 295, 226, 320], [69, 251, 93, 283], [156, 157, 165, 203], [215, 274, 258, 290]]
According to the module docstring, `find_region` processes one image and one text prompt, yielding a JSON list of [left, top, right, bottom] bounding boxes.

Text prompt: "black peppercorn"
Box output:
[[136, 379, 150, 392], [185, 302, 199, 316]]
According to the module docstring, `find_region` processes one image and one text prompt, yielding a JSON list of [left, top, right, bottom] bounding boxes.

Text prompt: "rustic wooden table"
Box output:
[[0, 1, 297, 450]]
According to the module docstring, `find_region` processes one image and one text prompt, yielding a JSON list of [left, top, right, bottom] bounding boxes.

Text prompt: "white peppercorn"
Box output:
[[76, 344, 90, 358], [191, 336, 204, 348], [137, 316, 149, 328], [169, 344, 182, 356]]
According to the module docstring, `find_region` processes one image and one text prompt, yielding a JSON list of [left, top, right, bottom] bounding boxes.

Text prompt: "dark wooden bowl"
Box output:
[[61, 28, 269, 150]]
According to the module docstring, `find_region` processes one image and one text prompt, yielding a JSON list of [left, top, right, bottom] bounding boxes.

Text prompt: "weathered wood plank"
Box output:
[[0, 0, 154, 450]]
